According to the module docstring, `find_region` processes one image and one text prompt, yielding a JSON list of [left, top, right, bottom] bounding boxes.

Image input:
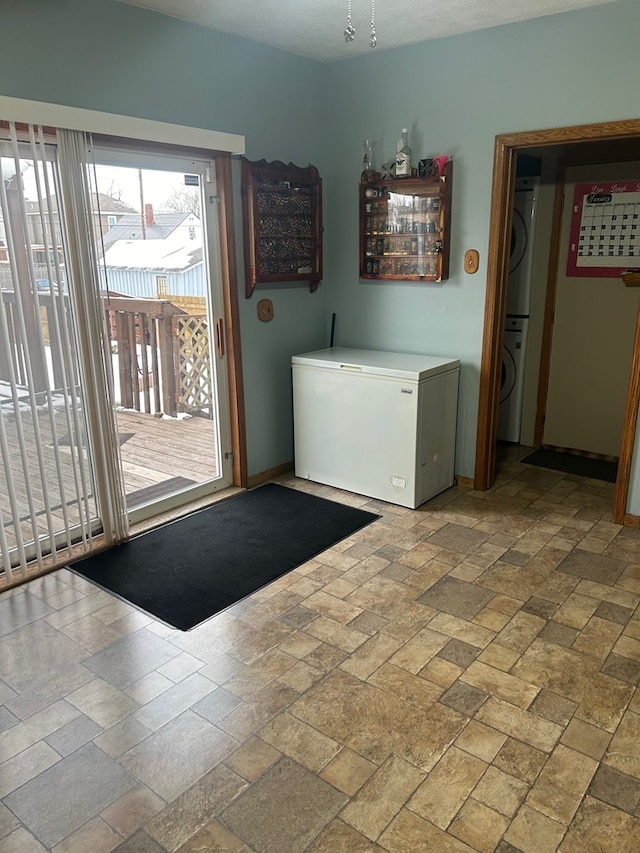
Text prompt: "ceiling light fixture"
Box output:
[[344, 0, 377, 48]]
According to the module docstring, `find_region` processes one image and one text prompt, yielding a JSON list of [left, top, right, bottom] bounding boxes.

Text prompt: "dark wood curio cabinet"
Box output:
[[359, 161, 453, 282], [241, 158, 323, 297]]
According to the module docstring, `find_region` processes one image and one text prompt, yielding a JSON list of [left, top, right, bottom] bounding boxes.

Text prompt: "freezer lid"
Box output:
[[292, 347, 460, 380]]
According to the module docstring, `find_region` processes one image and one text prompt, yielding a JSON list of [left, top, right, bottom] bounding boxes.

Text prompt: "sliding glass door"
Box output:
[[0, 124, 234, 584], [89, 147, 233, 522]]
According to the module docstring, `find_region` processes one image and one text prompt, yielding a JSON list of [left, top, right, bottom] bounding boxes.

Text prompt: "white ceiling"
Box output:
[[116, 0, 617, 62]]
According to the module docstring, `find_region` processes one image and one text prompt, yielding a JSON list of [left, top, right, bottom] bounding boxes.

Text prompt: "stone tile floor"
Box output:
[[2, 445, 640, 851]]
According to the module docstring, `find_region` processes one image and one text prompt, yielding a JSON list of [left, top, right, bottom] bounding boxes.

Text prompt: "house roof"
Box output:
[[100, 212, 193, 248], [101, 240, 203, 272]]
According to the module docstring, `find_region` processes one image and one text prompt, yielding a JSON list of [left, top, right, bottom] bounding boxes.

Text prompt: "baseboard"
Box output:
[[623, 513, 640, 528], [455, 475, 474, 489], [247, 461, 294, 489]]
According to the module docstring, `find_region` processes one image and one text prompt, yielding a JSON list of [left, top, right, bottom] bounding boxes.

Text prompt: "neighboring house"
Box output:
[[101, 205, 201, 252], [22, 192, 135, 249], [100, 240, 205, 300], [0, 192, 135, 289], [99, 206, 204, 299]]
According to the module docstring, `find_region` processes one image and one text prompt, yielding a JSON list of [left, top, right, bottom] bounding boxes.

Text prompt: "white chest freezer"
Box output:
[[292, 347, 460, 509]]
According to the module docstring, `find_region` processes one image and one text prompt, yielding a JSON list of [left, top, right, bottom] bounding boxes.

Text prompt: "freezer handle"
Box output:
[[339, 364, 362, 371]]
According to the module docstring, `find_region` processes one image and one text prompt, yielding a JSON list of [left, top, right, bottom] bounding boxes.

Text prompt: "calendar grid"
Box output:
[[567, 181, 640, 277]]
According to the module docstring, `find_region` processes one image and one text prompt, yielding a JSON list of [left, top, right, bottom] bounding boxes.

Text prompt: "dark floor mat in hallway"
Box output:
[[521, 448, 618, 483]]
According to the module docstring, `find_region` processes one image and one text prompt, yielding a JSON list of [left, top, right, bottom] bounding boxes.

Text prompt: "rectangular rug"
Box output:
[[522, 448, 618, 483], [70, 483, 379, 631]]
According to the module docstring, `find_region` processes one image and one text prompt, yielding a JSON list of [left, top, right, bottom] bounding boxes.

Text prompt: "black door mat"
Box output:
[[521, 449, 618, 483]]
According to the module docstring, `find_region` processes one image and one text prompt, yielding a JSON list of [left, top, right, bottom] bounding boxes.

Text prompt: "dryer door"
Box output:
[[499, 344, 517, 404], [509, 206, 528, 275]]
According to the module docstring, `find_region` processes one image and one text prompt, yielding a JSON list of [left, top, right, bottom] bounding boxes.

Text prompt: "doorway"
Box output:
[[474, 118, 640, 524], [89, 146, 235, 523]]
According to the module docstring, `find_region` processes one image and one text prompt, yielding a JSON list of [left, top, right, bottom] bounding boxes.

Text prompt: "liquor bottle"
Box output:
[[395, 128, 411, 178]]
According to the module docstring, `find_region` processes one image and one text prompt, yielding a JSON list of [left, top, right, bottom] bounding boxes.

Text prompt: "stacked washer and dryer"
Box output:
[[498, 177, 538, 443]]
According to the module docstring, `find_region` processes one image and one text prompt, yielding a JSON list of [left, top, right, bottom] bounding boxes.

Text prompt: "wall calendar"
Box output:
[[567, 180, 640, 277]]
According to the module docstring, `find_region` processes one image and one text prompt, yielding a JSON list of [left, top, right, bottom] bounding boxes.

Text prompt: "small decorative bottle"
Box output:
[[362, 139, 375, 181], [395, 128, 411, 178]]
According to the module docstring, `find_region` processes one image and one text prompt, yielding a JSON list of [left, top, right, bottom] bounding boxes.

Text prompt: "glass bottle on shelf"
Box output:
[[362, 139, 376, 181], [395, 128, 411, 178]]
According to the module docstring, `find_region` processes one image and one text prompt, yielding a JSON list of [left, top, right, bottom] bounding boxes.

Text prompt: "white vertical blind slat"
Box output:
[[56, 129, 129, 546]]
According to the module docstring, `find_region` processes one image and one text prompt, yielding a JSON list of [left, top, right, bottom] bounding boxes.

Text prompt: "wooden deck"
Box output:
[[1, 407, 218, 564], [116, 409, 218, 500]]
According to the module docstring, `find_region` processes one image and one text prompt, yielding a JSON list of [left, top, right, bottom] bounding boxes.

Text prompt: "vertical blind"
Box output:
[[0, 122, 128, 586]]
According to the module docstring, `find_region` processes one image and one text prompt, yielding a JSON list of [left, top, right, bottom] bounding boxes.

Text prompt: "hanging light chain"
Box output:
[[345, 0, 378, 47], [369, 0, 377, 48], [344, 0, 356, 42]]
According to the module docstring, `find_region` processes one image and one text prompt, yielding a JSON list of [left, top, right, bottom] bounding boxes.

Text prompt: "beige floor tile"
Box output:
[[493, 737, 548, 785], [65, 678, 140, 729], [504, 805, 566, 853], [93, 717, 151, 759], [613, 634, 640, 662], [418, 656, 463, 688], [386, 626, 448, 674], [476, 642, 522, 672], [460, 660, 539, 709], [408, 746, 487, 829], [378, 808, 475, 852], [526, 743, 598, 824], [341, 754, 424, 840], [51, 817, 122, 853], [320, 748, 377, 796], [472, 607, 512, 631], [472, 764, 529, 817], [495, 611, 546, 653], [367, 663, 443, 712], [24, 700, 81, 738], [145, 764, 248, 851], [560, 796, 640, 852], [277, 660, 324, 693], [224, 649, 297, 699], [475, 696, 562, 752], [0, 742, 60, 799], [605, 710, 640, 779], [455, 720, 507, 762], [339, 633, 403, 680], [223, 736, 281, 782], [304, 616, 369, 653], [0, 826, 49, 852], [100, 783, 165, 837], [427, 612, 496, 648], [217, 682, 298, 741], [259, 711, 340, 773], [572, 616, 623, 662], [448, 797, 510, 852], [306, 819, 384, 851], [175, 818, 250, 852], [561, 717, 612, 760]]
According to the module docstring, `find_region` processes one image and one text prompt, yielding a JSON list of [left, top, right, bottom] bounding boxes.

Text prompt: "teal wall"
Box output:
[[323, 0, 640, 478], [0, 0, 329, 476], [2, 0, 640, 489]]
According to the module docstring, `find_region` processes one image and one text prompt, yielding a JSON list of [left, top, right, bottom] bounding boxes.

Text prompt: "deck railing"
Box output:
[[0, 290, 207, 418]]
